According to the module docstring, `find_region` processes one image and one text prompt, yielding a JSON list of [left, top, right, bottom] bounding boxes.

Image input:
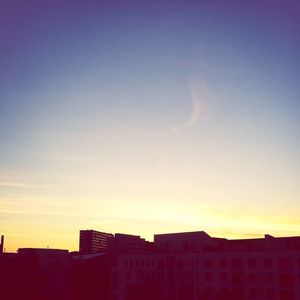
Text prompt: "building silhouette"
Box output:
[[108, 231, 300, 300], [0, 235, 4, 254], [1, 230, 300, 300], [0, 248, 70, 300], [79, 230, 113, 254], [108, 233, 153, 254]]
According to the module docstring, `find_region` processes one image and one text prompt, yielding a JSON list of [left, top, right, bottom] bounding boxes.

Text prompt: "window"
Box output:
[[248, 258, 256, 268], [204, 258, 212, 267], [204, 287, 212, 295], [278, 258, 292, 271], [167, 257, 175, 268], [158, 259, 165, 269], [278, 273, 293, 287], [231, 258, 243, 269], [205, 272, 213, 281], [190, 259, 194, 268], [219, 258, 227, 268], [232, 288, 245, 298], [177, 259, 183, 270], [249, 288, 258, 298], [220, 288, 228, 295], [248, 273, 257, 283], [112, 271, 117, 280], [265, 273, 274, 283], [220, 273, 228, 282], [232, 273, 244, 285], [279, 289, 294, 300], [265, 289, 275, 299], [264, 258, 273, 268]]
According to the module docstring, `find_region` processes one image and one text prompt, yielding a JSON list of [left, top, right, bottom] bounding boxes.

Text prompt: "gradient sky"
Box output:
[[1, 0, 299, 252]]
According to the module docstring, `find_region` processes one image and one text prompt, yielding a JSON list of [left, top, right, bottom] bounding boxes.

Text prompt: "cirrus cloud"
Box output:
[[173, 78, 210, 133], [184, 78, 209, 128]]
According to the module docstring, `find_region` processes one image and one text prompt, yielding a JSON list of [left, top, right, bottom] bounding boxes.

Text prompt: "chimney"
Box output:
[[0, 235, 4, 254]]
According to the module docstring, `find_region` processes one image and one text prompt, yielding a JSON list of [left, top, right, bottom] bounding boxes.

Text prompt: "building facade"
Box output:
[[0, 248, 70, 300], [109, 232, 300, 300], [79, 230, 113, 254], [2, 230, 299, 300]]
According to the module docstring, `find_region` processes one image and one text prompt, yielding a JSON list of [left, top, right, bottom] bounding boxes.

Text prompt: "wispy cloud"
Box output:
[[173, 79, 210, 132], [0, 181, 47, 189], [184, 79, 208, 128]]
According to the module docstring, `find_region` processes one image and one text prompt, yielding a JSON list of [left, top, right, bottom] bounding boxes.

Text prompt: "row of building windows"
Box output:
[[121, 257, 300, 270], [117, 269, 298, 287], [113, 282, 296, 300], [123, 259, 155, 268], [202, 272, 295, 286], [195, 287, 296, 300]]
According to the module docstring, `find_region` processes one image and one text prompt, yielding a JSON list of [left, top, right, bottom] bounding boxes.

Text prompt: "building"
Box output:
[[71, 253, 113, 300], [79, 230, 113, 254], [108, 233, 152, 254], [110, 231, 300, 300], [0, 248, 70, 300], [2, 230, 299, 300], [154, 231, 218, 253]]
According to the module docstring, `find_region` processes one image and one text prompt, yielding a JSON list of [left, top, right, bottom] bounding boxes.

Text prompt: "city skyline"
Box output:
[[2, 228, 300, 300], [1, 0, 300, 252]]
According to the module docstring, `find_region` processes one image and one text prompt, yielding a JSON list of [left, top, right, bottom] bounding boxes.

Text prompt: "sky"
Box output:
[[1, 0, 299, 252]]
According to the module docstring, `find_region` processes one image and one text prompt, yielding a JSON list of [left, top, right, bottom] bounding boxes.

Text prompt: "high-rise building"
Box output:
[[79, 230, 113, 254]]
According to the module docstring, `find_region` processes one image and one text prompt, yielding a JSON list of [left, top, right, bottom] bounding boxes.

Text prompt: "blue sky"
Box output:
[[1, 0, 299, 251]]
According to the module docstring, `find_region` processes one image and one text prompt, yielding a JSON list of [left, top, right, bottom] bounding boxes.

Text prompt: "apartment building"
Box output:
[[79, 230, 113, 254], [110, 232, 300, 300]]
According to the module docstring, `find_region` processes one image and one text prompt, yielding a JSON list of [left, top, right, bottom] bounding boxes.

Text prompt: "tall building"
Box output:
[[0, 235, 4, 254], [79, 230, 113, 254]]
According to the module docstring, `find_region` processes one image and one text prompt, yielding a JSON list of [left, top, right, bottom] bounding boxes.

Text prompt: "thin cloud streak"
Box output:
[[184, 79, 206, 128], [173, 79, 209, 132], [0, 181, 48, 189]]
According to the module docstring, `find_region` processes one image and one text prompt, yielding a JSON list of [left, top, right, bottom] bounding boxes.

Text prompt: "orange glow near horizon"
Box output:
[[2, 193, 300, 252]]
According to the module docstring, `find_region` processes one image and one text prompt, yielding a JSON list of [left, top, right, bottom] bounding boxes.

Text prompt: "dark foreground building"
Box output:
[[110, 232, 300, 300], [1, 230, 300, 300], [0, 248, 70, 300]]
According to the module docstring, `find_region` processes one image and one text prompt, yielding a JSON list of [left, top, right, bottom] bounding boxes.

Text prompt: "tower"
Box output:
[[0, 235, 4, 254]]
